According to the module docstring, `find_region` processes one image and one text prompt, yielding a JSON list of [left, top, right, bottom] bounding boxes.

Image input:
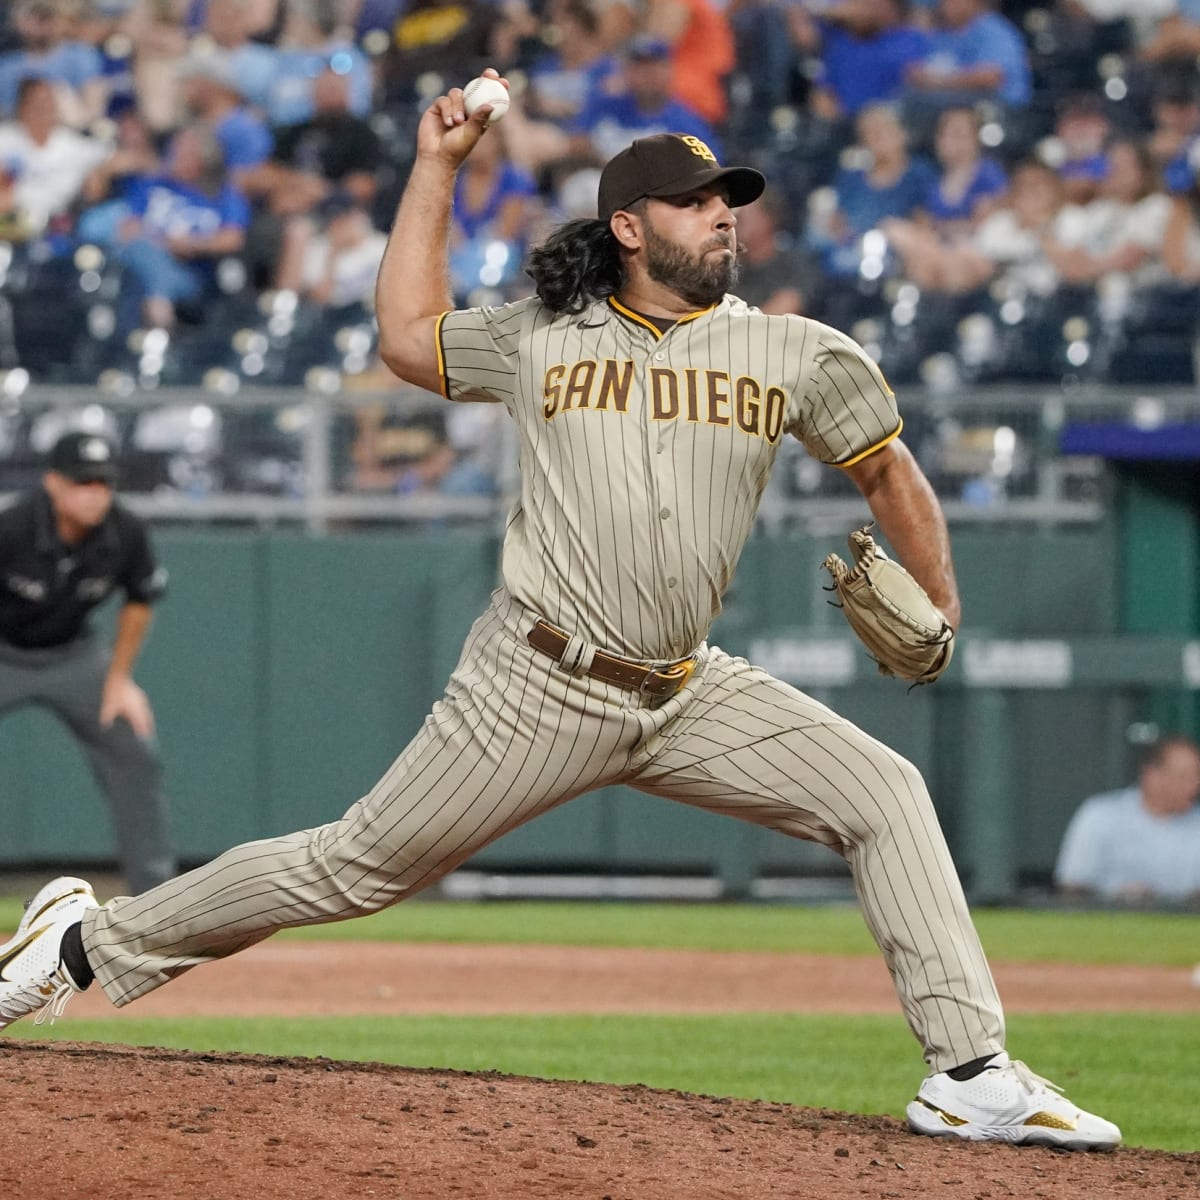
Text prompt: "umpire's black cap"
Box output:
[[597, 133, 765, 222], [48, 431, 120, 484]]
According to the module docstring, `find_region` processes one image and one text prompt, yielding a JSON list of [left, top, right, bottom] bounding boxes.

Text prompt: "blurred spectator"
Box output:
[[568, 33, 718, 163], [449, 122, 539, 302], [640, 0, 735, 125], [1162, 154, 1200, 283], [78, 104, 161, 235], [788, 0, 930, 122], [808, 102, 935, 279], [197, 0, 279, 109], [1045, 138, 1171, 288], [523, 0, 619, 125], [919, 103, 1007, 231], [187, 0, 282, 40], [884, 157, 1066, 296], [724, 0, 799, 115], [733, 186, 821, 315], [903, 0, 1031, 142], [1161, 159, 1200, 283], [245, 65, 381, 289], [345, 398, 453, 494], [1149, 72, 1200, 194], [112, 122, 250, 328], [1138, 1, 1200, 66], [0, 0, 108, 126], [1047, 92, 1112, 205], [965, 158, 1069, 296], [264, 0, 373, 127], [178, 48, 273, 186], [297, 190, 386, 307], [1054, 734, 1200, 904], [379, 0, 504, 105], [0, 75, 111, 239], [122, 0, 191, 134], [882, 104, 1007, 288], [1064, 0, 1169, 51]]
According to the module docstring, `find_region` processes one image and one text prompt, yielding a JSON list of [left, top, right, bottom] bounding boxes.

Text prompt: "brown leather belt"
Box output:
[[527, 620, 697, 699]]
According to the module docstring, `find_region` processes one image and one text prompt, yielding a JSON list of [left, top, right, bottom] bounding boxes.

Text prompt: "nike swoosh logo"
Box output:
[[0, 929, 45, 984]]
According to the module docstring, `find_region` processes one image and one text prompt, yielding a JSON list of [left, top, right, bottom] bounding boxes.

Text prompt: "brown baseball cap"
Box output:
[[597, 133, 765, 222]]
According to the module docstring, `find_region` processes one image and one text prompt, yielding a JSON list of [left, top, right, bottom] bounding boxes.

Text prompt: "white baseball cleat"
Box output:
[[0, 876, 98, 1030], [15, 877, 96, 940], [906, 1052, 1122, 1150]]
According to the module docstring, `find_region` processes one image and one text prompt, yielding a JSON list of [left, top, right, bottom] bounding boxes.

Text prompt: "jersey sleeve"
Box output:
[[118, 513, 168, 605], [792, 324, 902, 465], [436, 300, 530, 404]]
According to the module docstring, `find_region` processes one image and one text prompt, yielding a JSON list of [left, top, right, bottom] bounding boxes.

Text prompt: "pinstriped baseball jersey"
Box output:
[[437, 295, 901, 660]]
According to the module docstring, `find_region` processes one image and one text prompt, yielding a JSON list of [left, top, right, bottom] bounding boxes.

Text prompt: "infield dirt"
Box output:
[[0, 941, 1197, 1199]]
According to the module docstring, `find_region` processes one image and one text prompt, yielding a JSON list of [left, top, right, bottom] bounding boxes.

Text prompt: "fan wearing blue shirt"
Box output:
[[905, 0, 1031, 109], [810, 102, 936, 278], [791, 0, 931, 119], [0, 0, 107, 121], [568, 35, 719, 164], [115, 124, 251, 330], [1055, 735, 1200, 904], [264, 0, 374, 127]]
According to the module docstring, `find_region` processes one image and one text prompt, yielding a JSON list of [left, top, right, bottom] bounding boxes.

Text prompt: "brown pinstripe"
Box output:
[[82, 296, 1005, 1072]]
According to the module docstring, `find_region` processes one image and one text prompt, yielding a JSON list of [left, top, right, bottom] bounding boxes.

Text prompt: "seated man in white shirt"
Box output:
[[0, 74, 110, 237], [1055, 734, 1200, 904]]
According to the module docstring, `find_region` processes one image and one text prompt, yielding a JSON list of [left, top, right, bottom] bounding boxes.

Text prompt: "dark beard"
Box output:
[[643, 220, 738, 308]]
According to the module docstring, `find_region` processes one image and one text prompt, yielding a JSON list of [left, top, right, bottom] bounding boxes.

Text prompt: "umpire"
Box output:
[[0, 430, 176, 894]]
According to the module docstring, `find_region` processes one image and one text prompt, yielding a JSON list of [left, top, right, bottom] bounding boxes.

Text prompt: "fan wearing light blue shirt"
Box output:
[[905, 0, 1031, 108], [1054, 735, 1200, 904]]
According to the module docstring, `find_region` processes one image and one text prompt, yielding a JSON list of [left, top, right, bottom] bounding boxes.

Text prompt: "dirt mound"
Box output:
[[0, 1041, 1195, 1200]]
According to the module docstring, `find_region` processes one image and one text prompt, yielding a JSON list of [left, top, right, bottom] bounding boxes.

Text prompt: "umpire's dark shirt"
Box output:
[[0, 489, 166, 649]]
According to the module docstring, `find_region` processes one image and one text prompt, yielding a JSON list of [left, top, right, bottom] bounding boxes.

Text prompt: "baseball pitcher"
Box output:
[[0, 71, 1119, 1150]]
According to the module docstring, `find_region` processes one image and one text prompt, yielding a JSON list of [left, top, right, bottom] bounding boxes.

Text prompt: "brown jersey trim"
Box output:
[[434, 310, 451, 399], [607, 297, 664, 338], [835, 418, 903, 468], [674, 303, 718, 326]]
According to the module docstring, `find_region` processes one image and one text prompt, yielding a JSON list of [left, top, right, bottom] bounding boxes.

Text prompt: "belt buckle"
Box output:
[[641, 655, 696, 698]]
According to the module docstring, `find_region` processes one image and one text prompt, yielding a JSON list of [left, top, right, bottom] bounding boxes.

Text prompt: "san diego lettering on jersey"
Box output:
[[542, 359, 787, 443]]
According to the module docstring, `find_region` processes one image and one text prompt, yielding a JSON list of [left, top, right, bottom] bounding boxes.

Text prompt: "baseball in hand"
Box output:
[[463, 76, 510, 125]]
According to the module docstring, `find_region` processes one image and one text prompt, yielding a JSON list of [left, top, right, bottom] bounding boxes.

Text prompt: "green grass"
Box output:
[[9, 1011, 1198, 1151], [3, 897, 1195, 964]]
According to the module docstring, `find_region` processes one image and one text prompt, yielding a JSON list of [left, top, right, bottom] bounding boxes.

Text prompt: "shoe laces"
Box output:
[[1007, 1058, 1064, 1098], [30, 977, 77, 1027]]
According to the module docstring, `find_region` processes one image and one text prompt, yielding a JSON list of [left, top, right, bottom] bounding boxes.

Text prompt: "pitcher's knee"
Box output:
[[842, 745, 936, 839]]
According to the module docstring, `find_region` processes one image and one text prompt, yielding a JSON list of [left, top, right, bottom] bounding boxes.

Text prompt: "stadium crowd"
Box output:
[[1, 0, 1200, 494]]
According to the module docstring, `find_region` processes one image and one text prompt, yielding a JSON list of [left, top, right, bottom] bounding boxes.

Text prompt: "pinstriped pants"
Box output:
[[83, 589, 1004, 1071]]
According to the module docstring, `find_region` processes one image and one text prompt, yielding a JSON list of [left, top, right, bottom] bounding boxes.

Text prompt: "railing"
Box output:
[[2, 380, 1195, 531]]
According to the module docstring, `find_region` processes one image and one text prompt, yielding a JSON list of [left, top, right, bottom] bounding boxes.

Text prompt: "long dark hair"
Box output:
[[525, 218, 625, 314]]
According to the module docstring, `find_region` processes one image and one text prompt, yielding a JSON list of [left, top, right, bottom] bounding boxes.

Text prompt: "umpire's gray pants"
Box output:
[[0, 637, 176, 895], [84, 589, 1004, 1071]]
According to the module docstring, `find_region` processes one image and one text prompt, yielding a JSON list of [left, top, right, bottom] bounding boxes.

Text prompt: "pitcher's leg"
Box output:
[[84, 602, 644, 1006], [632, 649, 1003, 1071]]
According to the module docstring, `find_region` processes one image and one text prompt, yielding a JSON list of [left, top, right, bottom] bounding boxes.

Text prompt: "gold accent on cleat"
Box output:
[[915, 1098, 968, 1126], [1026, 1112, 1077, 1130]]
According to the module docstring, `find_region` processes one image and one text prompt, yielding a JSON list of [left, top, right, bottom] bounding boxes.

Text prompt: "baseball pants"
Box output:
[[0, 636, 176, 896], [84, 589, 1004, 1070]]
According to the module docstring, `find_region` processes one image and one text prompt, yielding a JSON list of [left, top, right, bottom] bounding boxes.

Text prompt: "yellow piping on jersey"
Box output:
[[434, 310, 450, 399], [836, 419, 903, 468], [607, 296, 718, 337]]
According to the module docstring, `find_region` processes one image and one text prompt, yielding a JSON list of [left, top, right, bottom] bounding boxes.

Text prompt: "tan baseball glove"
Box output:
[[822, 525, 955, 684]]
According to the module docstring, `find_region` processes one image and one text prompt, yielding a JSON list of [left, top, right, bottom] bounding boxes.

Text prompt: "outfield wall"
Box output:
[[2, 516, 1197, 899]]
